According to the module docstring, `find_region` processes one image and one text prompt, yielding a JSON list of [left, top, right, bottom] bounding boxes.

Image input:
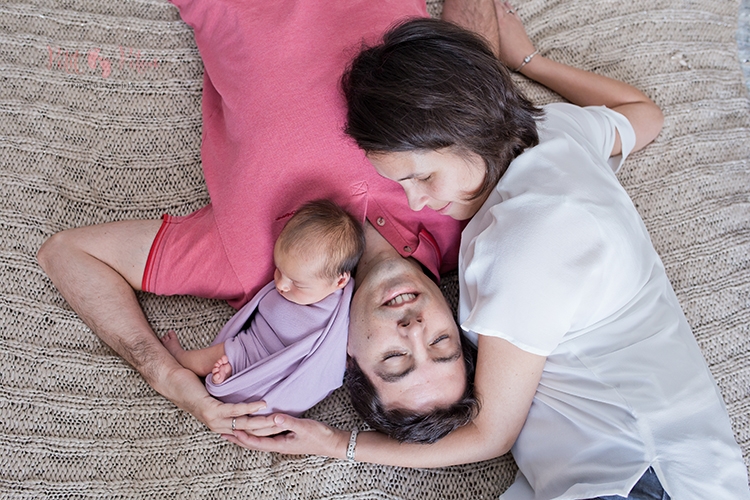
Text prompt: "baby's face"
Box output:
[[273, 248, 345, 305]]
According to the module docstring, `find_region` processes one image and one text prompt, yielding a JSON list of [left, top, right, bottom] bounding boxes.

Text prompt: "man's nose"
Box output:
[[398, 315, 430, 360], [398, 315, 424, 335]]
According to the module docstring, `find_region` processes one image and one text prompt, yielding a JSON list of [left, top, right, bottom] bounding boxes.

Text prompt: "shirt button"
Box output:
[[403, 246, 412, 253], [376, 217, 385, 226]]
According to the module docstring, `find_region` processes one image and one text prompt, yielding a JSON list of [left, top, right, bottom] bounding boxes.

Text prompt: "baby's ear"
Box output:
[[337, 272, 351, 289]]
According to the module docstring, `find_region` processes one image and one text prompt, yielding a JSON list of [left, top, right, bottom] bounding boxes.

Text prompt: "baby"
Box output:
[[161, 199, 365, 415]]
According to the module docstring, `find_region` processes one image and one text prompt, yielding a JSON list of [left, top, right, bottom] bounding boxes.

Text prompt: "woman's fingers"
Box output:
[[223, 427, 294, 453]]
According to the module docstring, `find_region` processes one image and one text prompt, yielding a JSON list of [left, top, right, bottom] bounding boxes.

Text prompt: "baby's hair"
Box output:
[[276, 199, 365, 281]]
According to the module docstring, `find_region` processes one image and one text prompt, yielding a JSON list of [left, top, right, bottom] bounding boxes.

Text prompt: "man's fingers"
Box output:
[[231, 400, 267, 416], [205, 400, 268, 434], [247, 425, 285, 437], [228, 412, 293, 434]]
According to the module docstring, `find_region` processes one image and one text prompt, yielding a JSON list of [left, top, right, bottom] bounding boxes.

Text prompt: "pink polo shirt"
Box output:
[[143, 0, 463, 309]]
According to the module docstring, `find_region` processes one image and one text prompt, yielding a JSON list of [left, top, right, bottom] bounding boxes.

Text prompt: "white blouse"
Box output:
[[459, 103, 749, 499]]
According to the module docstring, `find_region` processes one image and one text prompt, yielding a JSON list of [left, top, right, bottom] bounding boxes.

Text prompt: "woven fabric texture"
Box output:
[[1, 0, 748, 497]]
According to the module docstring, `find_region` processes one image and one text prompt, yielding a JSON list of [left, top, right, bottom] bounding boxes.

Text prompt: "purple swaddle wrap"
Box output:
[[205, 280, 352, 416]]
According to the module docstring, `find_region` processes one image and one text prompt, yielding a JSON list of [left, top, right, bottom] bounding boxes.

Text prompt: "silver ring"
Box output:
[[231, 417, 236, 431]]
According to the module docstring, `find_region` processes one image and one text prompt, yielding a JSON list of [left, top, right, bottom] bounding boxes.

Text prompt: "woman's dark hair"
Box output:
[[342, 17, 543, 198], [345, 332, 479, 444]]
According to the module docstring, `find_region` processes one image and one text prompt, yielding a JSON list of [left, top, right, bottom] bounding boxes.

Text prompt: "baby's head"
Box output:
[[273, 200, 365, 305]]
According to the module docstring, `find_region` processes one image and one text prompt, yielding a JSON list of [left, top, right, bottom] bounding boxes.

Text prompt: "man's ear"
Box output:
[[337, 272, 351, 289]]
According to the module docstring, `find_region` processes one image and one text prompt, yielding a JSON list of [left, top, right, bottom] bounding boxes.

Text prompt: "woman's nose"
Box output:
[[404, 186, 428, 211]]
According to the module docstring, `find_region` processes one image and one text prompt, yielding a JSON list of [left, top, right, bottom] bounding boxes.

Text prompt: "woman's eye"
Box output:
[[419, 174, 432, 182]]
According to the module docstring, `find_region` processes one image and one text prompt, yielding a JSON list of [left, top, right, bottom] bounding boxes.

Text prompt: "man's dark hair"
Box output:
[[345, 333, 479, 444], [342, 17, 543, 199]]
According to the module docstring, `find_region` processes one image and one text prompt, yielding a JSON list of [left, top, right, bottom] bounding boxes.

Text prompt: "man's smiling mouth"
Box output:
[[384, 293, 417, 306]]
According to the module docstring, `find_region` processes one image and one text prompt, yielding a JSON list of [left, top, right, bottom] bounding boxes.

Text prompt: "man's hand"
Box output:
[[494, 0, 537, 70], [193, 390, 268, 435], [442, 0, 500, 56], [224, 413, 350, 459]]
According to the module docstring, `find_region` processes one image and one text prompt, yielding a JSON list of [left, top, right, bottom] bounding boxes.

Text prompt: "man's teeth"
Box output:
[[385, 293, 416, 306]]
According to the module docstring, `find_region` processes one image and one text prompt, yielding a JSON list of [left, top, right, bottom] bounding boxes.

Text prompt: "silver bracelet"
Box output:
[[346, 429, 358, 462], [514, 50, 539, 72]]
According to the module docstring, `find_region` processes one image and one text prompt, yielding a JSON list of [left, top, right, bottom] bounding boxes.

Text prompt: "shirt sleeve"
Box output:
[[143, 205, 249, 308]]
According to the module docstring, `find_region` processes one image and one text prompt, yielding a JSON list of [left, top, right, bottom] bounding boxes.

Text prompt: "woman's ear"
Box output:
[[337, 272, 351, 289]]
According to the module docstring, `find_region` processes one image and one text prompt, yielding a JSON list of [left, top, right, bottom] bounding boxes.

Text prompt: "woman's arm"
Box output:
[[496, 1, 663, 154], [228, 336, 545, 468]]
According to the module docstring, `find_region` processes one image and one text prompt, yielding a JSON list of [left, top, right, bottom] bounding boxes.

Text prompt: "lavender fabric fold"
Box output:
[[205, 280, 352, 416]]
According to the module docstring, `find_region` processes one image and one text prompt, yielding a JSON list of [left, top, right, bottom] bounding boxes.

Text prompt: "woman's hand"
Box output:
[[494, 0, 536, 70], [225, 413, 350, 459]]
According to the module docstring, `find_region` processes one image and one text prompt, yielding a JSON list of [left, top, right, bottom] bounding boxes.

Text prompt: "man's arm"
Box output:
[[441, 0, 500, 56], [37, 220, 264, 431]]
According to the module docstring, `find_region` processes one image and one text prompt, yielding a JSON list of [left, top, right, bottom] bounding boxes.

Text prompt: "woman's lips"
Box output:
[[435, 202, 452, 214]]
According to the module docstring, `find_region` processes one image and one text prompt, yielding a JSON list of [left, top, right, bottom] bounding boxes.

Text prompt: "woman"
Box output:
[[229, 6, 750, 499]]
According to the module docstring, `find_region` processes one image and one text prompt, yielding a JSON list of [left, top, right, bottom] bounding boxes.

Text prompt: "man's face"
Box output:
[[348, 257, 467, 412]]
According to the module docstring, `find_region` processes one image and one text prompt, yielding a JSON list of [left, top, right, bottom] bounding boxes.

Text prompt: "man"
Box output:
[[37, 0, 496, 433]]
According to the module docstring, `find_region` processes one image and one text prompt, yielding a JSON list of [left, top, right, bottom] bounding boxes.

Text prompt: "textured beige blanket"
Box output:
[[1, 0, 748, 497]]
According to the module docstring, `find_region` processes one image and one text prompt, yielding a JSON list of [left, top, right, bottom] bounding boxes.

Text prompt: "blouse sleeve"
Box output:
[[460, 103, 639, 355], [543, 103, 636, 173], [460, 192, 607, 356]]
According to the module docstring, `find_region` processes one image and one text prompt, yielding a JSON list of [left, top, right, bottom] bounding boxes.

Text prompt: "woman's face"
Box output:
[[368, 148, 488, 221]]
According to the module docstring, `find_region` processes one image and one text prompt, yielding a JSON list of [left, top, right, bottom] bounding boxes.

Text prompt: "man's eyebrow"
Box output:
[[376, 349, 462, 384], [377, 365, 415, 383], [434, 351, 462, 364]]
